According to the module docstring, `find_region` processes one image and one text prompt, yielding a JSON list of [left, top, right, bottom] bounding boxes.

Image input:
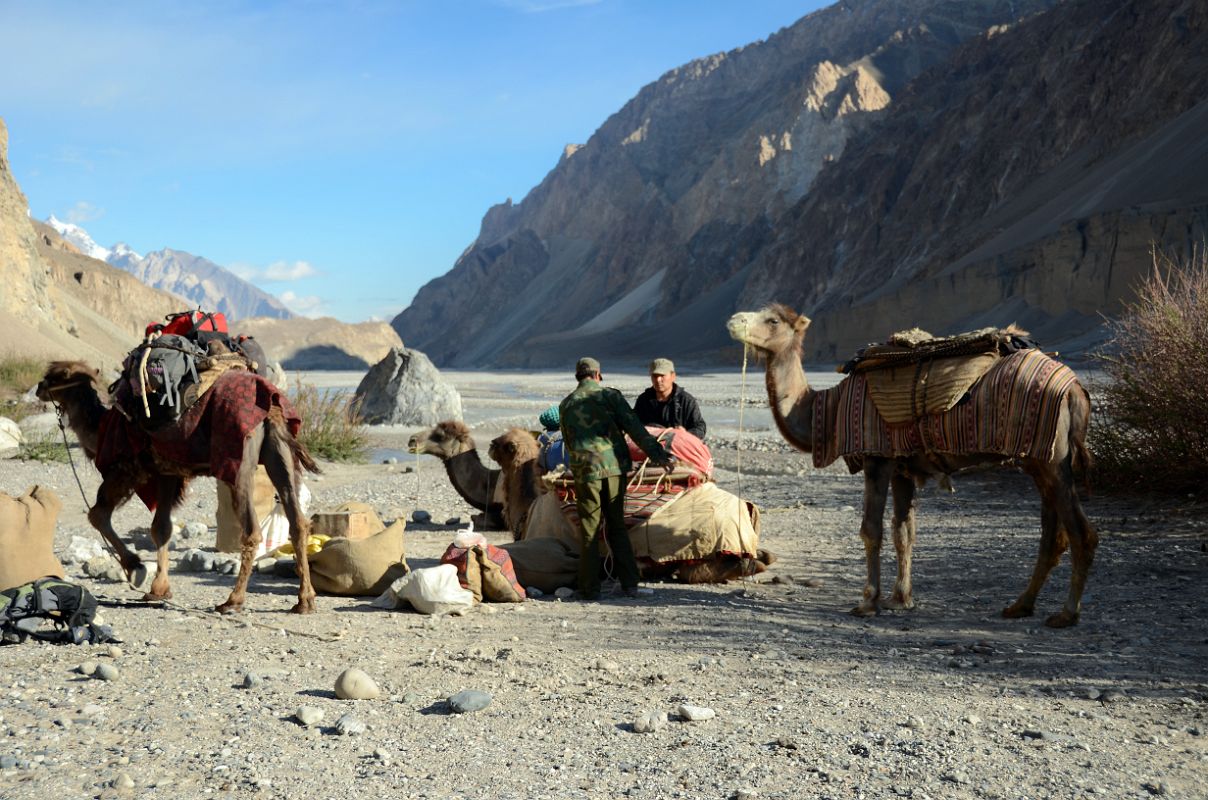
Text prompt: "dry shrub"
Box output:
[[1090, 248, 1208, 494], [290, 382, 369, 463], [0, 353, 43, 401]]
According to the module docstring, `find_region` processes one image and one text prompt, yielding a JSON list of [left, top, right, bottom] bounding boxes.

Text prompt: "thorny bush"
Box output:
[[1090, 248, 1208, 495], [290, 382, 369, 464]]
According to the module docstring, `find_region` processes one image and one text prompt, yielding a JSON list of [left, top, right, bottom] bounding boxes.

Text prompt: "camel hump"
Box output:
[[841, 325, 1039, 375]]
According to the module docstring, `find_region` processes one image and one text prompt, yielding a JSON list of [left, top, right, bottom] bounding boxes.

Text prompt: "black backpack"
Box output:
[[0, 578, 115, 645]]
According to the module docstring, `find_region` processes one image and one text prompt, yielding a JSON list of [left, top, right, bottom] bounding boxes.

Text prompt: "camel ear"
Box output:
[[794, 315, 811, 333]]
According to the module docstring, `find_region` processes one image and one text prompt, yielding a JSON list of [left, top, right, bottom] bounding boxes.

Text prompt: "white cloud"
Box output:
[[263, 260, 319, 281], [64, 201, 104, 224], [279, 290, 324, 317]]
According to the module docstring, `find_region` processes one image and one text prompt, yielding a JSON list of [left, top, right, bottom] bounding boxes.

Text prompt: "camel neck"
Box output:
[[444, 448, 495, 510], [766, 345, 814, 453]]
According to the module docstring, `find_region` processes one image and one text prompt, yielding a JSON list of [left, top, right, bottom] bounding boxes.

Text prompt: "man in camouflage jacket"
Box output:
[[559, 357, 676, 600]]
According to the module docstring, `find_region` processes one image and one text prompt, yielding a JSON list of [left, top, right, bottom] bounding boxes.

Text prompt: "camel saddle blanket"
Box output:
[[95, 371, 302, 509], [841, 326, 1035, 374], [812, 349, 1082, 470]]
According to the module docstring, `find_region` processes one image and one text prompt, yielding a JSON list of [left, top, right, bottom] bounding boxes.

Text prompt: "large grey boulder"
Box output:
[[353, 347, 462, 425], [0, 416, 23, 457]]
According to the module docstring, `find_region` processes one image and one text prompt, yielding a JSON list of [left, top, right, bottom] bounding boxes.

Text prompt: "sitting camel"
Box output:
[[36, 361, 321, 614], [487, 428, 543, 541], [407, 421, 505, 530], [728, 305, 1097, 627]]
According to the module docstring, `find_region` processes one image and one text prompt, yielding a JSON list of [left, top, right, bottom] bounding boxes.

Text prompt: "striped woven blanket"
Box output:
[[812, 349, 1082, 469]]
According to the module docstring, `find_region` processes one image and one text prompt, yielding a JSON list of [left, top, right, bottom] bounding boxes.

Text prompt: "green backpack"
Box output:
[[0, 577, 114, 645]]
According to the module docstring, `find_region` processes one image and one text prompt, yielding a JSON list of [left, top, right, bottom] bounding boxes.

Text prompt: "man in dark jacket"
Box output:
[[633, 358, 706, 440], [560, 357, 675, 600]]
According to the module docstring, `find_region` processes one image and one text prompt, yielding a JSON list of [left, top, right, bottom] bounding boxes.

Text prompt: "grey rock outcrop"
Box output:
[[353, 347, 462, 425]]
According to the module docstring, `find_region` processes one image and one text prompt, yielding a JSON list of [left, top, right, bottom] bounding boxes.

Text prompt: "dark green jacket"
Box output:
[[559, 378, 671, 480]]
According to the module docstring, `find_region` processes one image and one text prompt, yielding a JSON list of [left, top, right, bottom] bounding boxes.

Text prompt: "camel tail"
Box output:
[[1069, 383, 1093, 494], [291, 436, 322, 475]]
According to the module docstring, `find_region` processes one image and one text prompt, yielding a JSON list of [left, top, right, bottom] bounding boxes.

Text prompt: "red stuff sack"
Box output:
[[627, 426, 714, 480], [161, 310, 228, 343]]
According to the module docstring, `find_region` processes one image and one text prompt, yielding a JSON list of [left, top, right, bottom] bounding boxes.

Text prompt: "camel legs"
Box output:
[[87, 479, 142, 581], [262, 420, 317, 615], [144, 477, 182, 601], [1045, 463, 1098, 628], [216, 434, 264, 615], [884, 473, 917, 610], [853, 459, 892, 616]]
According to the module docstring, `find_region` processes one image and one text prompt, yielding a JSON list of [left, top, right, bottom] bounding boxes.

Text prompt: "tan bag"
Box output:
[[215, 467, 276, 553], [307, 520, 410, 596], [0, 486, 66, 592], [499, 538, 578, 593], [629, 483, 760, 563]]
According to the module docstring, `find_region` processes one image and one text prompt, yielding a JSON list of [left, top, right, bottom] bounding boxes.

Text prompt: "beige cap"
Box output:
[[649, 358, 675, 375], [575, 357, 601, 376]]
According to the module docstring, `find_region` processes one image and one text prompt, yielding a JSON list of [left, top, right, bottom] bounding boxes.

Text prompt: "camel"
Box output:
[[36, 361, 321, 614], [487, 428, 543, 541], [407, 420, 505, 530], [728, 305, 1097, 627]]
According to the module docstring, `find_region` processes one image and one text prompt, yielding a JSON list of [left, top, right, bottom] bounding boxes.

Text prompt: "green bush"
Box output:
[[18, 431, 71, 463], [290, 382, 369, 463], [0, 354, 43, 401], [1090, 248, 1208, 494]]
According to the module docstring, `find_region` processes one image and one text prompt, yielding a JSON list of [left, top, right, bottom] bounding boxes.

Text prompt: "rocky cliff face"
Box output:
[[395, 0, 1207, 368], [394, 0, 1058, 366], [745, 0, 1208, 360], [233, 316, 403, 370], [0, 119, 185, 370]]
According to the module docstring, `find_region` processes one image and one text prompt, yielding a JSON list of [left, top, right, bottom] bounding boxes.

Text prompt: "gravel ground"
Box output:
[[1, 369, 1206, 800]]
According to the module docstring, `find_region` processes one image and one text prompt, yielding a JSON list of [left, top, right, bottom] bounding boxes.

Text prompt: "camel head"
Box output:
[[488, 428, 540, 470], [727, 304, 810, 358], [407, 419, 474, 459], [35, 361, 108, 405]]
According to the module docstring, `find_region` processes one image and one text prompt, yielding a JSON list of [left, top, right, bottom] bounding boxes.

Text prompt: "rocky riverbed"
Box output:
[[1, 369, 1206, 800]]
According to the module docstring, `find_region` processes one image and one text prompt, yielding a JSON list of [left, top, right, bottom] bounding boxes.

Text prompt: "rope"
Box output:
[[735, 343, 752, 584]]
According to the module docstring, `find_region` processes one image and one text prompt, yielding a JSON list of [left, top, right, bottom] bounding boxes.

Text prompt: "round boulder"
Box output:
[[334, 668, 380, 700]]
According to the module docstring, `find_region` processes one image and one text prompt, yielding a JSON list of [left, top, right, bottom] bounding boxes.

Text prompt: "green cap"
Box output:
[[649, 358, 675, 375], [575, 357, 601, 376]]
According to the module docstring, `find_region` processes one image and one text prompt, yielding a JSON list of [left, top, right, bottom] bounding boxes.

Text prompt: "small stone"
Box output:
[[255, 557, 277, 573], [81, 703, 104, 717], [775, 736, 799, 750], [77, 661, 99, 676], [554, 587, 574, 600], [334, 668, 380, 700], [294, 706, 324, 727], [334, 713, 366, 736], [0, 755, 17, 769], [593, 659, 620, 673], [943, 771, 970, 785], [677, 704, 715, 722], [385, 456, 399, 465], [1100, 688, 1127, 703], [735, 788, 758, 800], [448, 690, 492, 713], [402, 692, 422, 705], [95, 664, 120, 682], [184, 521, 208, 539], [902, 715, 924, 730], [526, 587, 544, 598], [963, 714, 981, 726], [633, 710, 668, 733], [1142, 781, 1166, 796], [106, 645, 123, 658], [444, 517, 461, 526], [242, 673, 264, 690], [411, 510, 432, 524], [1081, 687, 1102, 701], [112, 772, 135, 790]]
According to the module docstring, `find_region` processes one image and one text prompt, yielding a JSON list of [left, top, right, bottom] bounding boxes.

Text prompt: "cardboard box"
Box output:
[[310, 510, 379, 541]]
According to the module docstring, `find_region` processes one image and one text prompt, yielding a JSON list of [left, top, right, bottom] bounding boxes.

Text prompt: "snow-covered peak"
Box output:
[[45, 215, 111, 262], [108, 241, 144, 266]]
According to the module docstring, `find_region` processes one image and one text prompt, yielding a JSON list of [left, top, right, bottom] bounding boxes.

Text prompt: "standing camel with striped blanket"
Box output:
[[728, 305, 1097, 627]]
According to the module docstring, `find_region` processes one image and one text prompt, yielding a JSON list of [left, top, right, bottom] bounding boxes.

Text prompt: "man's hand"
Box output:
[[661, 455, 678, 475]]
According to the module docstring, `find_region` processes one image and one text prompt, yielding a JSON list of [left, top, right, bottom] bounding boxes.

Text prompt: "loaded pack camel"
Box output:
[[407, 421, 505, 530], [487, 428, 543, 541], [36, 361, 321, 614], [728, 305, 1097, 627]]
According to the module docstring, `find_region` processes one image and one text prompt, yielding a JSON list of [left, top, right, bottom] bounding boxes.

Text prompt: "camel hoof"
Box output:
[[1002, 603, 1035, 619], [1044, 610, 1079, 628], [850, 603, 878, 617], [883, 596, 915, 611], [290, 600, 317, 615], [215, 601, 244, 615], [757, 548, 777, 566], [141, 590, 172, 602]]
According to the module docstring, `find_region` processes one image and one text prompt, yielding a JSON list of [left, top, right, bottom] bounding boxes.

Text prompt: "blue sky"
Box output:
[[1, 0, 826, 322]]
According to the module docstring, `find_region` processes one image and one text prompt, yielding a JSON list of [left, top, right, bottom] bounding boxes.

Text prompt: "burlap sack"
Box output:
[[629, 483, 760, 563], [215, 467, 276, 553], [307, 520, 410, 596], [0, 486, 66, 592], [499, 538, 578, 593], [864, 351, 998, 424], [477, 545, 525, 602]]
